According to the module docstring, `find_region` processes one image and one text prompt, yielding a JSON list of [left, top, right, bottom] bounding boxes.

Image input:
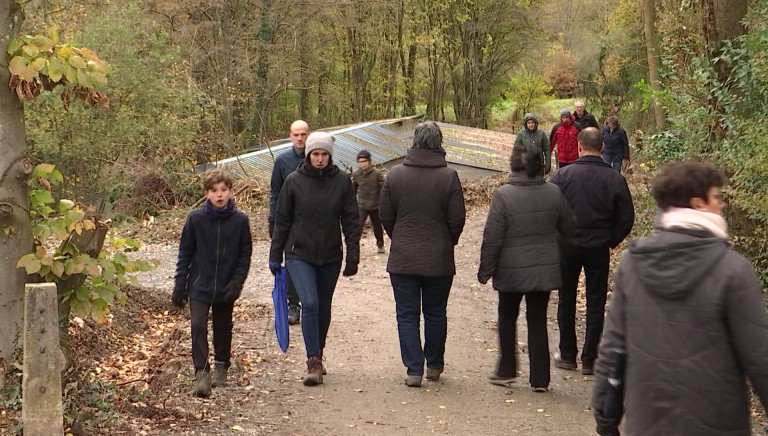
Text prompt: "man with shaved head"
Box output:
[[269, 120, 308, 324], [550, 127, 635, 377]]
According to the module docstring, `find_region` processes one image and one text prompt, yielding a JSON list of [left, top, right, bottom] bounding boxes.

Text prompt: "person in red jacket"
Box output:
[[549, 109, 581, 169]]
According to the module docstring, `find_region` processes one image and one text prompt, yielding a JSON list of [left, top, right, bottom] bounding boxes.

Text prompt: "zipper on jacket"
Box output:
[[213, 220, 221, 300]]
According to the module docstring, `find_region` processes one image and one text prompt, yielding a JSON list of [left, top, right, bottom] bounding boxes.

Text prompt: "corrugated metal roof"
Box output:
[[207, 120, 513, 179]]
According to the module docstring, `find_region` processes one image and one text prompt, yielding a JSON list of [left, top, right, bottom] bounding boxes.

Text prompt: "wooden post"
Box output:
[[22, 283, 65, 435]]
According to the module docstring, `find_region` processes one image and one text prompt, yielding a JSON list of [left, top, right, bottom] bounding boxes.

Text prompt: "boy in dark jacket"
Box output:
[[172, 168, 253, 398], [352, 149, 386, 253]]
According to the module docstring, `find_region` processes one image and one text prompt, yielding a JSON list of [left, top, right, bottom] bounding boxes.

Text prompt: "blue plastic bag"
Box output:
[[271, 267, 290, 352]]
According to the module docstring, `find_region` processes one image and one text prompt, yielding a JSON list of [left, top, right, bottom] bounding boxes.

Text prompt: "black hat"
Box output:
[[357, 150, 372, 161]]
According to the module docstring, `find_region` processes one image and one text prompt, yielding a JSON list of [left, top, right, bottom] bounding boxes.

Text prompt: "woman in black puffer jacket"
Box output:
[[269, 132, 360, 387], [478, 143, 574, 391]]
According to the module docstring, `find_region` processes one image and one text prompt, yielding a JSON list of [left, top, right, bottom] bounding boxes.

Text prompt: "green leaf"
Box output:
[[8, 56, 29, 77], [90, 71, 108, 85], [51, 261, 65, 278], [31, 190, 55, 205], [68, 54, 86, 69], [48, 27, 59, 45], [90, 305, 107, 324], [47, 57, 66, 83], [65, 258, 85, 275], [50, 170, 63, 185], [64, 65, 77, 83], [30, 35, 54, 52], [70, 298, 91, 319], [56, 45, 73, 60], [75, 286, 89, 302], [7, 38, 23, 56], [29, 57, 46, 73], [33, 163, 55, 177], [22, 45, 39, 58], [76, 69, 92, 88]]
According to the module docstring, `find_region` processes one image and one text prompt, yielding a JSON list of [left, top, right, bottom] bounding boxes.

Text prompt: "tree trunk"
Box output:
[[643, 0, 666, 131], [402, 44, 417, 116], [0, 0, 31, 364]]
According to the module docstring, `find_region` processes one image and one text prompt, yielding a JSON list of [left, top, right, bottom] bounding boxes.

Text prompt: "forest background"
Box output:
[[17, 0, 768, 286]]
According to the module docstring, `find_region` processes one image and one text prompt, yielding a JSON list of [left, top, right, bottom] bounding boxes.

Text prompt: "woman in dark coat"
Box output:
[[379, 121, 466, 387], [592, 162, 768, 436], [269, 132, 360, 387], [601, 116, 630, 172], [478, 143, 575, 391]]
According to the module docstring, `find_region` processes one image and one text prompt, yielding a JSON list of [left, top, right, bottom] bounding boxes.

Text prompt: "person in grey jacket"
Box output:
[[592, 161, 768, 436], [379, 121, 466, 387], [269, 132, 360, 387], [478, 143, 574, 391], [514, 113, 551, 174]]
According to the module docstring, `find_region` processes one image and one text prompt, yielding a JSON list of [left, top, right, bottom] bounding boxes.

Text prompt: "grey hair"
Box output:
[[412, 121, 445, 153]]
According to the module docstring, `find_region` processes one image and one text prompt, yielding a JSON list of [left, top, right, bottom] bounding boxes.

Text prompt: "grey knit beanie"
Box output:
[[305, 132, 334, 156]]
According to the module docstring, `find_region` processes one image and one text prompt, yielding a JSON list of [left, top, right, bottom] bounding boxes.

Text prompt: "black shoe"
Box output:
[[581, 362, 594, 376], [288, 304, 300, 325], [553, 352, 578, 370]]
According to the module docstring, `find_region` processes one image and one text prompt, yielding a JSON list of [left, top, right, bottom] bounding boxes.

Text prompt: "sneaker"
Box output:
[[426, 367, 443, 381], [488, 374, 516, 387], [553, 352, 578, 370], [303, 356, 323, 386], [532, 386, 549, 393], [581, 362, 594, 376], [405, 374, 422, 387], [211, 361, 228, 388], [288, 304, 301, 325], [193, 369, 211, 398]]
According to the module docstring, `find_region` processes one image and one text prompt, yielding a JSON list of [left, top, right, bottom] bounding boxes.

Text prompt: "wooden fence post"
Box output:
[[22, 283, 65, 435]]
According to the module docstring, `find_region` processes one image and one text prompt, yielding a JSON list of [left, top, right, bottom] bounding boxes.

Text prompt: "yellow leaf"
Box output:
[[231, 426, 244, 431], [22, 45, 39, 57], [51, 261, 65, 278], [8, 56, 28, 77], [57, 45, 73, 59], [30, 35, 54, 52], [29, 57, 46, 73], [82, 219, 96, 230]]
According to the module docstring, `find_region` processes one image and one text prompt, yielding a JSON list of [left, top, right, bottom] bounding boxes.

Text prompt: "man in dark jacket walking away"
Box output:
[[352, 150, 386, 254], [173, 169, 253, 397], [550, 127, 634, 376], [514, 113, 551, 174], [478, 143, 574, 392], [379, 121, 466, 388], [573, 100, 599, 129], [592, 162, 768, 436], [268, 120, 307, 325], [549, 109, 582, 169]]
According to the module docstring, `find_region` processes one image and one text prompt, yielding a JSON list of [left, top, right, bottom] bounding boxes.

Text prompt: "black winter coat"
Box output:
[[573, 110, 599, 129], [175, 203, 253, 304], [602, 124, 630, 162], [379, 149, 466, 276], [270, 162, 360, 266], [550, 155, 634, 248], [478, 172, 574, 292], [592, 227, 768, 435]]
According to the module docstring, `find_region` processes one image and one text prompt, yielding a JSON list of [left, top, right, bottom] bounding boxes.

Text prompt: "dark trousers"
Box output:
[[557, 245, 610, 365], [390, 274, 453, 376], [190, 299, 235, 371], [497, 291, 551, 388], [359, 208, 384, 247], [286, 259, 341, 358], [286, 270, 300, 307]]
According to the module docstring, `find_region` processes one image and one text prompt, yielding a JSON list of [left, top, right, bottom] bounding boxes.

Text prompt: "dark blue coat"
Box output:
[[269, 146, 305, 220], [602, 124, 630, 162], [175, 205, 252, 303]]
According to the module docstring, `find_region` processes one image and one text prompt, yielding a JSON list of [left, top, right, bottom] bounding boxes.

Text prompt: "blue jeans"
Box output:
[[389, 274, 453, 376], [286, 259, 342, 358], [603, 156, 623, 172]]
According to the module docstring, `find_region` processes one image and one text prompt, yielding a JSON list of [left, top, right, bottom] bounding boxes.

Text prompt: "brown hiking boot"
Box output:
[[319, 350, 327, 375], [211, 361, 228, 387], [426, 367, 443, 381], [303, 356, 323, 386], [193, 369, 211, 398]]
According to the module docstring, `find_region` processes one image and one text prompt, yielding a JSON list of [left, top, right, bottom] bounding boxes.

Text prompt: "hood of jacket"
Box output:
[[403, 148, 448, 168], [628, 228, 730, 300], [523, 113, 539, 132]]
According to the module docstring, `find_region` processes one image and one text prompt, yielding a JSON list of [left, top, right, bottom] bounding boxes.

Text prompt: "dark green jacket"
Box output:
[[352, 166, 385, 210], [514, 114, 551, 171]]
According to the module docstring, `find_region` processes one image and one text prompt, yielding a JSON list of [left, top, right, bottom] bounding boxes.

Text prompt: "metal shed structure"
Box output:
[[208, 118, 516, 181]]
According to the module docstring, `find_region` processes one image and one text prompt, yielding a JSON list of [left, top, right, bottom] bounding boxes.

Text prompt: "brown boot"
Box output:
[[303, 356, 323, 386], [319, 350, 327, 375], [193, 369, 211, 398]]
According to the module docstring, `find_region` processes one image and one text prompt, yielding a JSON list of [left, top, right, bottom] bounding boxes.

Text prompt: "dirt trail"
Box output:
[[209, 207, 597, 435]]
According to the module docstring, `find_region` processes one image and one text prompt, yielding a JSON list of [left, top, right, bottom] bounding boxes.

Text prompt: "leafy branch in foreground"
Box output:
[[16, 164, 156, 323]]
